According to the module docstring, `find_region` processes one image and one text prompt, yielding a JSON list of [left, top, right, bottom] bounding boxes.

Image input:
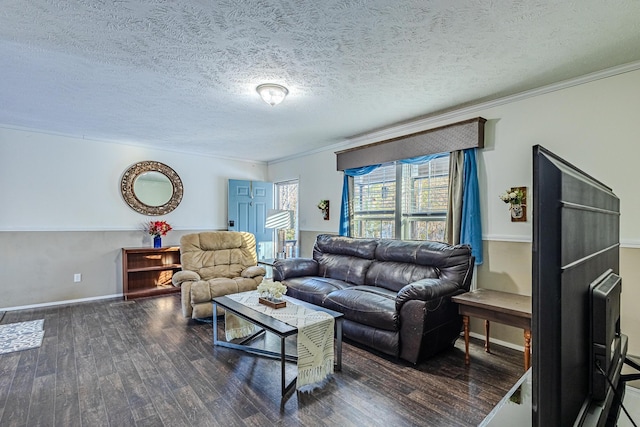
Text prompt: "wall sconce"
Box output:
[[317, 200, 329, 220], [499, 187, 527, 222], [256, 83, 289, 106]]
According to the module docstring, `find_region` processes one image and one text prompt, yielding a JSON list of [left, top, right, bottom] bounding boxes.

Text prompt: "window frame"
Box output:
[[350, 155, 449, 241]]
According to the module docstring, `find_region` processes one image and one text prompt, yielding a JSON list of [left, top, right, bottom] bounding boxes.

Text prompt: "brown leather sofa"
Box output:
[[273, 234, 474, 364]]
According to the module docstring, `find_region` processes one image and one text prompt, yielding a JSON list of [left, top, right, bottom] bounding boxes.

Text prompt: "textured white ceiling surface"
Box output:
[[1, 1, 640, 162]]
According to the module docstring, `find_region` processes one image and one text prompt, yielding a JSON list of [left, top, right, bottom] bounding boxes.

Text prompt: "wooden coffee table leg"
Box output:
[[463, 315, 470, 365], [524, 329, 531, 371], [485, 320, 491, 353]]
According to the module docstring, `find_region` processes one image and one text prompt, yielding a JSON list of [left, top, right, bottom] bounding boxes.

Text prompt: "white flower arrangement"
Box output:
[[499, 188, 525, 206], [257, 278, 287, 300]]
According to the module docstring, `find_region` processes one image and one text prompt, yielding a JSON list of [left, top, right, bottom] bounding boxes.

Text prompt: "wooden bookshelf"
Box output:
[[122, 246, 181, 300]]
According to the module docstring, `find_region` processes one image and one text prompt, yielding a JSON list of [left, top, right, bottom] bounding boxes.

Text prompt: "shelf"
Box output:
[[122, 247, 181, 300], [127, 264, 182, 273]]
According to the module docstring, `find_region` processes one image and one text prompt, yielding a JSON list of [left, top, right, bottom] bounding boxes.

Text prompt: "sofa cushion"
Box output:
[[313, 234, 378, 259], [323, 286, 398, 331], [371, 239, 473, 292], [365, 261, 438, 293], [315, 254, 374, 286], [342, 319, 400, 358], [283, 276, 352, 306]]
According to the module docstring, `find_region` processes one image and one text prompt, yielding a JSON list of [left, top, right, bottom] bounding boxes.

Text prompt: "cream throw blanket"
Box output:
[[225, 291, 335, 389]]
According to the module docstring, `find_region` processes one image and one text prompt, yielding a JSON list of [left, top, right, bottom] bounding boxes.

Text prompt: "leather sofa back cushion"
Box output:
[[313, 234, 377, 259], [365, 262, 438, 292], [315, 253, 373, 286], [375, 239, 472, 288]]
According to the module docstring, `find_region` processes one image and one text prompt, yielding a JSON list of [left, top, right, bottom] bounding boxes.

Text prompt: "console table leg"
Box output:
[[524, 329, 531, 371], [335, 318, 343, 372], [463, 315, 470, 365], [485, 320, 491, 353]]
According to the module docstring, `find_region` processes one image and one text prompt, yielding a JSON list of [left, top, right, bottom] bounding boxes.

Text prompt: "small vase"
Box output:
[[510, 204, 524, 219], [322, 208, 329, 220], [153, 236, 162, 248]]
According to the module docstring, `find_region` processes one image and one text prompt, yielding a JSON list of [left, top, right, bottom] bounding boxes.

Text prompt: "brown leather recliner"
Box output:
[[273, 234, 474, 364], [172, 231, 265, 319]]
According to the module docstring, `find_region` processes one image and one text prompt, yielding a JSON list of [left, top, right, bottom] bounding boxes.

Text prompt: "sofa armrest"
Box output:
[[273, 258, 319, 281], [241, 265, 266, 278], [395, 278, 460, 311], [172, 270, 200, 287]]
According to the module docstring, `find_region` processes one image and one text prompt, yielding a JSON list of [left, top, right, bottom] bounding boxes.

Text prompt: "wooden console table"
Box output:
[[452, 289, 532, 371], [122, 247, 181, 300]]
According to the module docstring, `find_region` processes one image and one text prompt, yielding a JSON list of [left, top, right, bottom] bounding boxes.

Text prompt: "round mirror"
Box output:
[[133, 171, 173, 207], [121, 161, 183, 215]]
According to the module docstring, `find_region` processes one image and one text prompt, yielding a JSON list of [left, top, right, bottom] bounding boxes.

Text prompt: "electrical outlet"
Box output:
[[74, 273, 82, 283]]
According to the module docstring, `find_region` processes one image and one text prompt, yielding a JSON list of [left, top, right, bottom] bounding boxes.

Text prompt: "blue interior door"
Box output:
[[228, 179, 273, 259]]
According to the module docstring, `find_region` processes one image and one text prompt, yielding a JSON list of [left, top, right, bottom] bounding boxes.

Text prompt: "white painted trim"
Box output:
[[621, 240, 640, 249], [268, 60, 640, 166], [1, 294, 123, 312], [3, 228, 639, 251], [483, 234, 531, 243], [0, 226, 228, 232], [341, 62, 640, 148], [481, 236, 640, 249]]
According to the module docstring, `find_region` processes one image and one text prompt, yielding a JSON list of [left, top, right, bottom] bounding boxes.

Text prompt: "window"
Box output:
[[352, 163, 397, 238], [275, 180, 299, 257], [352, 155, 449, 241]]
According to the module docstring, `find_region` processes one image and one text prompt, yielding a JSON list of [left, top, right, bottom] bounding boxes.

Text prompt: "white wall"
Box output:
[[480, 70, 640, 244], [0, 128, 268, 308], [268, 68, 640, 354], [0, 128, 267, 231], [269, 149, 343, 236], [271, 69, 640, 245]]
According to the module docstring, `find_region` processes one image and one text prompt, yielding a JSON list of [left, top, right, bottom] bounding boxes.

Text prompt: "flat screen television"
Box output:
[[532, 145, 627, 427]]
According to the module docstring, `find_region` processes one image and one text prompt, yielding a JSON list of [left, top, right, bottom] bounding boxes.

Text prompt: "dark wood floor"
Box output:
[[0, 294, 524, 427]]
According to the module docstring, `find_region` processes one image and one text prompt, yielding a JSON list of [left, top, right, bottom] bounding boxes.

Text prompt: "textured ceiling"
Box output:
[[1, 0, 640, 162]]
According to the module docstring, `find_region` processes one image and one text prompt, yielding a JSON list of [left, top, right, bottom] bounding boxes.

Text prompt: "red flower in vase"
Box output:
[[147, 220, 172, 237]]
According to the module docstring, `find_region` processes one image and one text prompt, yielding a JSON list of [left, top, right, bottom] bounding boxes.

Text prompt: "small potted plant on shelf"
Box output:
[[146, 220, 172, 248]]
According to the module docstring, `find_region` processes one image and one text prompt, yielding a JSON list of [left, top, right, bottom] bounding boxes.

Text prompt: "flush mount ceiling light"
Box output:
[[256, 83, 289, 106]]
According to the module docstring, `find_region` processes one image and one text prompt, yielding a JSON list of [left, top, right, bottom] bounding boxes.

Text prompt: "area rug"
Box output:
[[0, 319, 45, 355]]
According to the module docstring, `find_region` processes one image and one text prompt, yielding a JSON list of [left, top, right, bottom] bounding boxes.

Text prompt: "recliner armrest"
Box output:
[[273, 258, 319, 280], [172, 270, 200, 287], [241, 265, 266, 278], [395, 278, 460, 311]]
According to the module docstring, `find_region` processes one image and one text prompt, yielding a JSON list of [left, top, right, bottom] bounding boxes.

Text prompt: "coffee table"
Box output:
[[212, 294, 344, 399]]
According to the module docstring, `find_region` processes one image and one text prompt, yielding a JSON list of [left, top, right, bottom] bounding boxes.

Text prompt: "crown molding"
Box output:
[[270, 60, 640, 166], [0, 124, 269, 166]]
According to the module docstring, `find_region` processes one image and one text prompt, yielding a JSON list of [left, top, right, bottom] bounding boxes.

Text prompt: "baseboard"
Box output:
[[2, 294, 122, 312], [468, 331, 525, 352]]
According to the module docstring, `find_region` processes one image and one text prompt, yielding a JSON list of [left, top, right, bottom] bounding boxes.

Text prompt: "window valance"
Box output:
[[335, 117, 486, 171]]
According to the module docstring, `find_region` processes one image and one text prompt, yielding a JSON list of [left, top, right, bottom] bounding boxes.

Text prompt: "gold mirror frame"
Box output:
[[121, 161, 183, 215]]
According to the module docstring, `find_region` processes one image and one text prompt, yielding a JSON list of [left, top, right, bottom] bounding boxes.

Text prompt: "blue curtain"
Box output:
[[400, 152, 448, 165], [339, 165, 380, 236], [460, 148, 483, 265]]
